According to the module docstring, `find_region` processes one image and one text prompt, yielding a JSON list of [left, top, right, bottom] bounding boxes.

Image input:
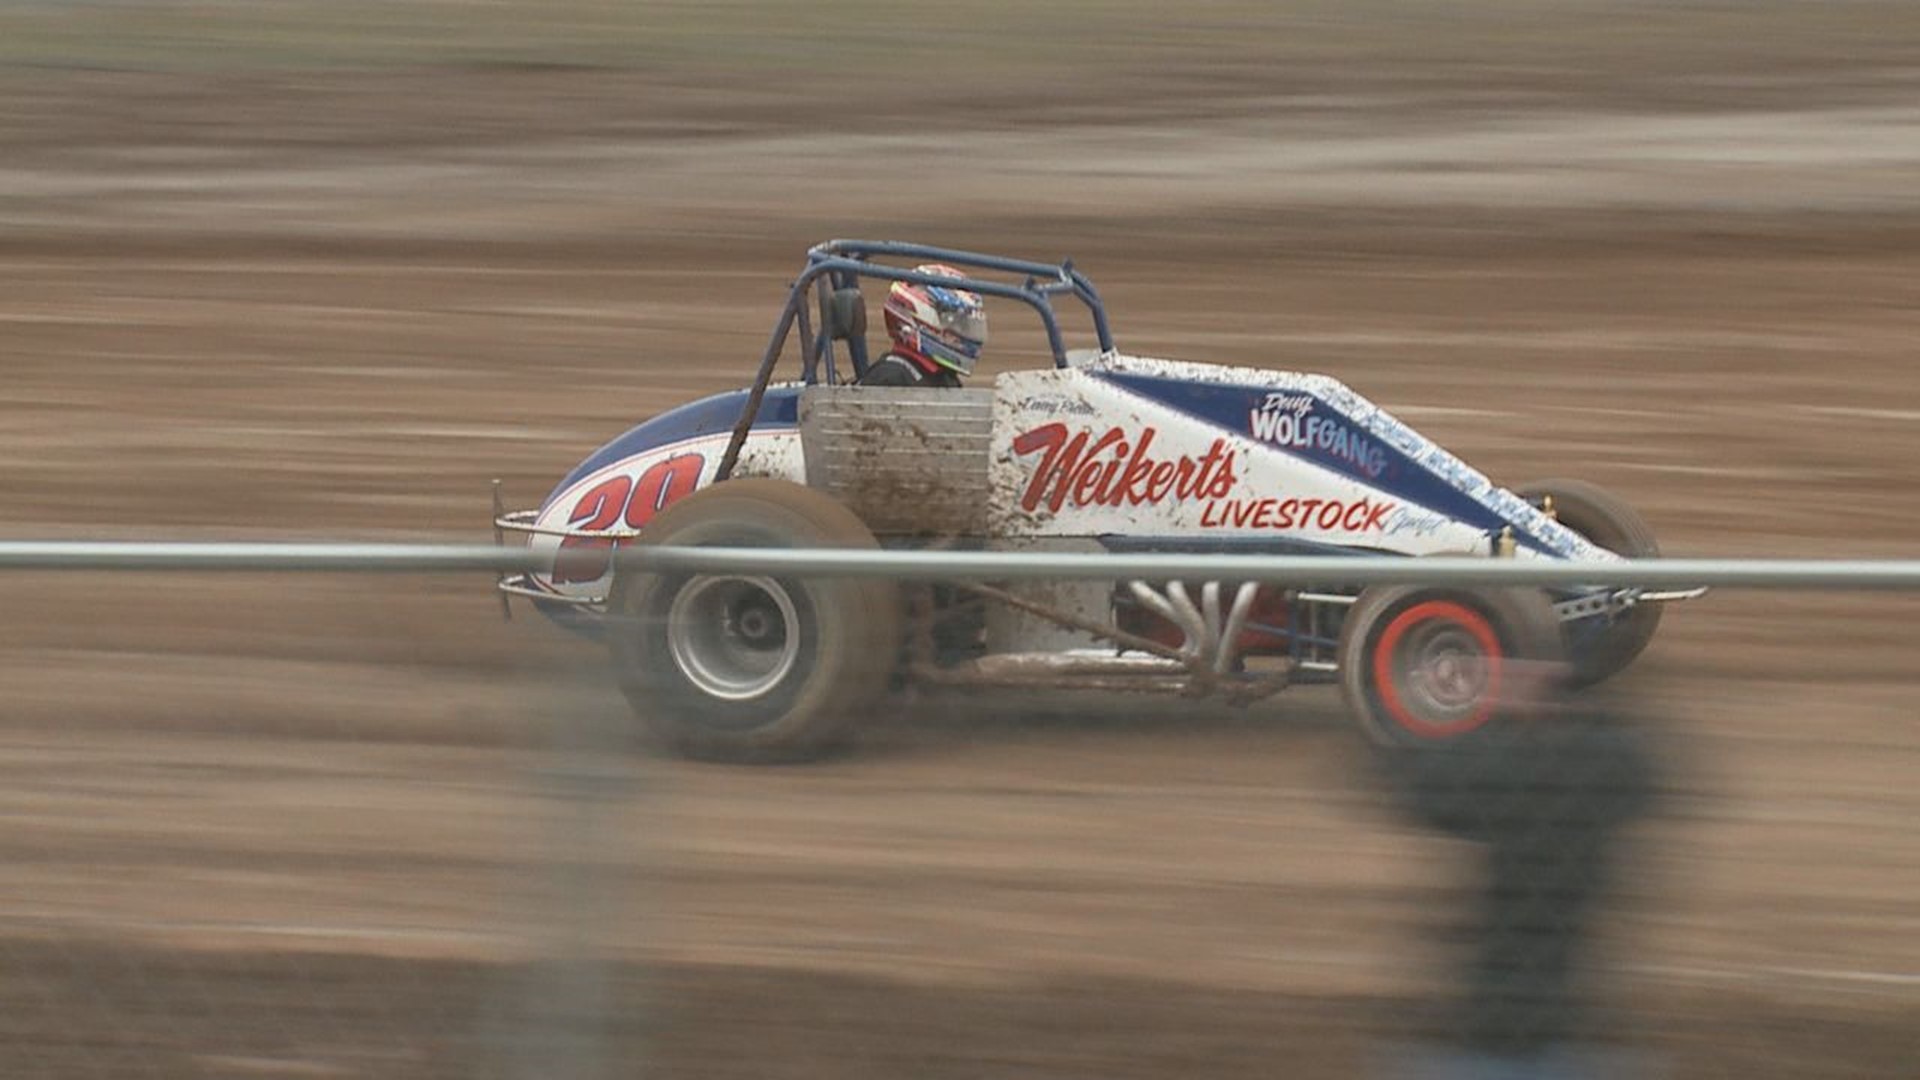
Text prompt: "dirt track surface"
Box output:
[[4, 33, 1920, 1079]]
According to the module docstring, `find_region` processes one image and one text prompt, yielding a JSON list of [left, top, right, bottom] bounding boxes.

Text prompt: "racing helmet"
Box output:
[[882, 263, 989, 376]]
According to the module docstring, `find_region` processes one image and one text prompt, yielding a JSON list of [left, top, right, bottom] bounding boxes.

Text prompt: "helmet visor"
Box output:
[[935, 306, 988, 346]]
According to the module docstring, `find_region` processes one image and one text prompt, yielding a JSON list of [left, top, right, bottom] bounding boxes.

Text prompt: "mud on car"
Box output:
[[495, 240, 1701, 761]]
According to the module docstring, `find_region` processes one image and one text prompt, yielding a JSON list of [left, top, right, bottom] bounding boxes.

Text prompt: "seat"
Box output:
[[818, 286, 868, 379]]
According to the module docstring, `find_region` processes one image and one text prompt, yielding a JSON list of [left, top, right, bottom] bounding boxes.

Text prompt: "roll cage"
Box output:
[[716, 239, 1116, 482]]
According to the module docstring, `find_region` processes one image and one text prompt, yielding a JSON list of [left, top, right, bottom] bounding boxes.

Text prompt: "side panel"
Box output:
[[989, 368, 1495, 555], [989, 358, 1613, 561]]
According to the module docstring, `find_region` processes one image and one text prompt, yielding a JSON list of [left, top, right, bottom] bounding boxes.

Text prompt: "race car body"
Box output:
[[496, 240, 1698, 760]]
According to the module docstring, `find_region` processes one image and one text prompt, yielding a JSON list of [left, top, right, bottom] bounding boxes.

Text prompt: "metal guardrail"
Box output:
[[2, 541, 1920, 589]]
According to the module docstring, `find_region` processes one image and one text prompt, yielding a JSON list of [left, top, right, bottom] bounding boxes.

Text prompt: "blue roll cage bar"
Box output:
[[715, 239, 1115, 482]]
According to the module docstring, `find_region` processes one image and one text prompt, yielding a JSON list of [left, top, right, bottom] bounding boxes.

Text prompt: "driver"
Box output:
[[857, 263, 988, 388]]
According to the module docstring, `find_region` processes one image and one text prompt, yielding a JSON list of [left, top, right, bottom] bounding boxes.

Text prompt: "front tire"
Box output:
[[608, 478, 901, 763], [1518, 478, 1661, 687]]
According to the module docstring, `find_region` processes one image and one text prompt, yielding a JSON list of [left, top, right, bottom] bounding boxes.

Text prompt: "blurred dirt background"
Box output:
[[2, 1, 1918, 1076]]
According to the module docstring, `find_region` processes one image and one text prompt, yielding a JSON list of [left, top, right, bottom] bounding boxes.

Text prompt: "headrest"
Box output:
[[820, 287, 867, 341]]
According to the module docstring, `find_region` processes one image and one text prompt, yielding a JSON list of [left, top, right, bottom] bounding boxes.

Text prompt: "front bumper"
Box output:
[[491, 486, 626, 618]]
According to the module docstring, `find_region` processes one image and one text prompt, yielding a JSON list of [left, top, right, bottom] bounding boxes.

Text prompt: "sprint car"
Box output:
[[495, 240, 1701, 761]]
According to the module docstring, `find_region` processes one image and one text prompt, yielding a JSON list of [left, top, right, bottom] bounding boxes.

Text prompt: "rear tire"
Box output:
[[1338, 586, 1565, 747], [1517, 478, 1661, 687], [608, 478, 901, 763]]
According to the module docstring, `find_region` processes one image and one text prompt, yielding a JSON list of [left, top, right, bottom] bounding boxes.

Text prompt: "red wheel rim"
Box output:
[[1371, 600, 1504, 739]]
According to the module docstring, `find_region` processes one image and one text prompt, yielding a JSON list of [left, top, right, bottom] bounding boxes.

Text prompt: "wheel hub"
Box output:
[[665, 575, 800, 701], [1406, 628, 1490, 715]]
